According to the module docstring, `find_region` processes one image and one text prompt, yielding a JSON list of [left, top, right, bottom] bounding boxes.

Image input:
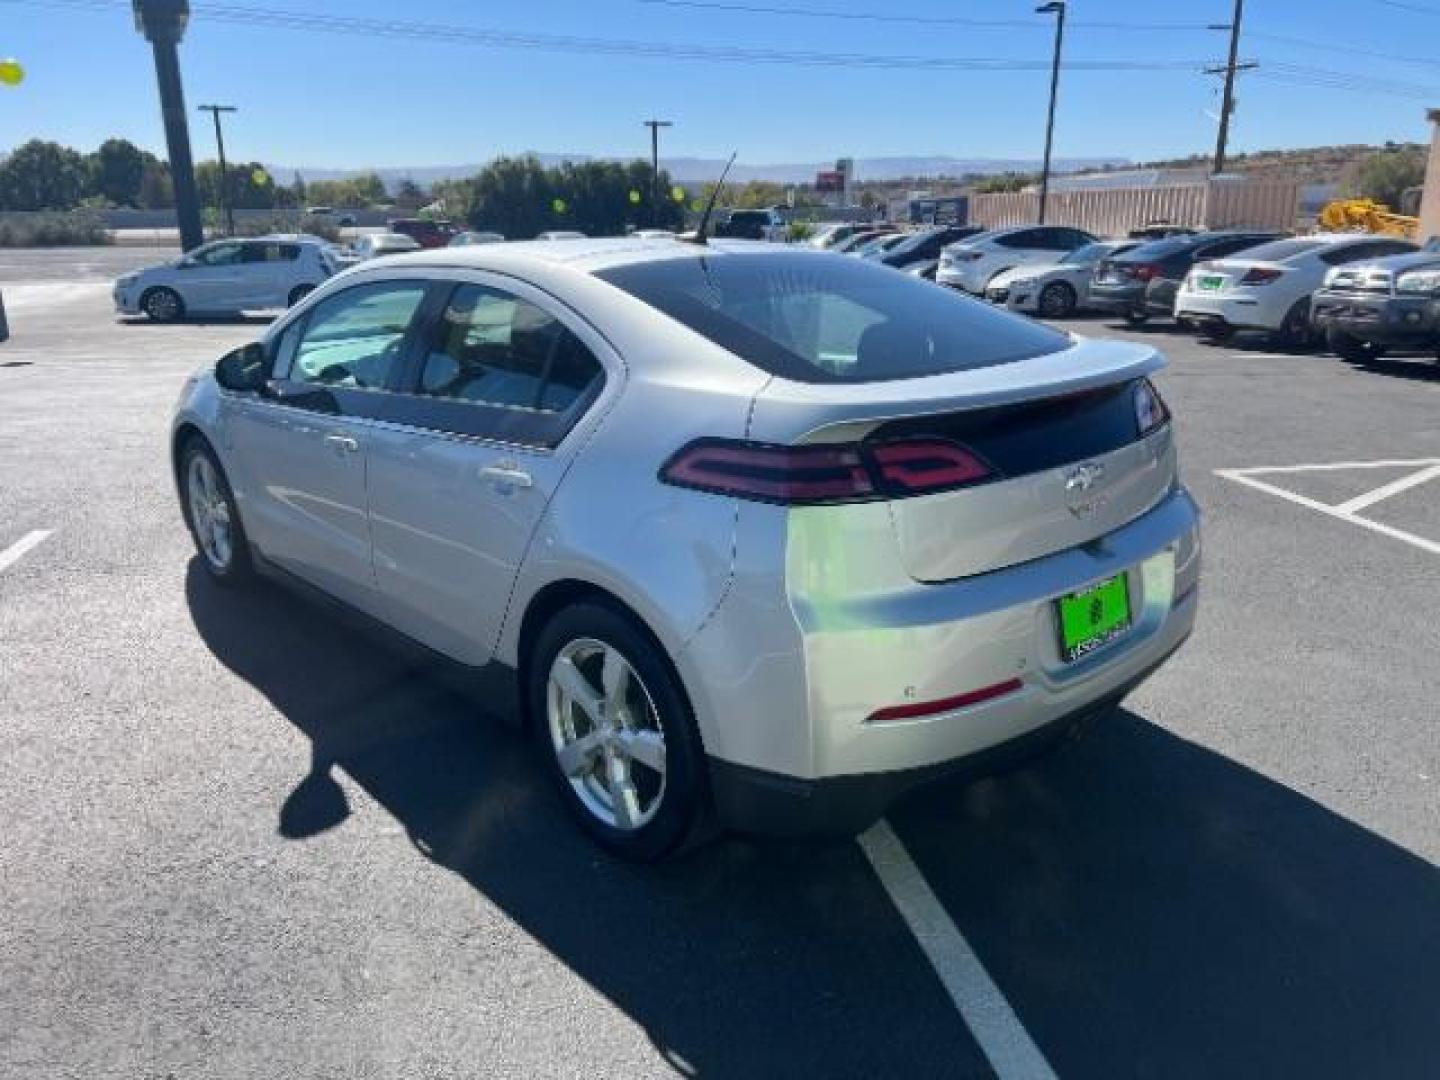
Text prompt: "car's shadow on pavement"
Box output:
[[186, 562, 1440, 1078]]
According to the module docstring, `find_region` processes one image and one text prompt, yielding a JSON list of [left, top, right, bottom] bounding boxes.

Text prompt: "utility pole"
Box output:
[[1207, 0, 1254, 176], [132, 1, 203, 252], [643, 119, 673, 227], [198, 104, 237, 236], [1035, 2, 1066, 225]]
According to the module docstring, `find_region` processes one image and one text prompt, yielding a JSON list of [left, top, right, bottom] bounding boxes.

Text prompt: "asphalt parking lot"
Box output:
[[1, 250, 1437, 1079]]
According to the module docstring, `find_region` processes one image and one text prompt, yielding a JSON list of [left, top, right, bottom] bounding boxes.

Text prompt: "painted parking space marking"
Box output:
[[859, 820, 1059, 1080], [1216, 459, 1440, 556], [0, 530, 52, 573]]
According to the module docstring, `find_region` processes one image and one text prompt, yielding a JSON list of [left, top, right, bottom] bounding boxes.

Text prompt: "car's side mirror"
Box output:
[[215, 342, 267, 392]]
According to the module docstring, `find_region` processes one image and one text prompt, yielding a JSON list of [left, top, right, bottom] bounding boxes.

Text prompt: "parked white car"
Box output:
[[113, 235, 340, 322], [1174, 233, 1419, 344], [985, 240, 1141, 318], [936, 225, 1098, 294], [353, 232, 423, 260]]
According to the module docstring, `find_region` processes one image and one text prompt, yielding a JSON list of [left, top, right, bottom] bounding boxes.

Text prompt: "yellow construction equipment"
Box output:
[[1318, 198, 1420, 239]]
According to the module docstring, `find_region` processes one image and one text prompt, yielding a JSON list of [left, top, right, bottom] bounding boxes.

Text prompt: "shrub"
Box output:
[[786, 220, 816, 243], [0, 211, 111, 247]]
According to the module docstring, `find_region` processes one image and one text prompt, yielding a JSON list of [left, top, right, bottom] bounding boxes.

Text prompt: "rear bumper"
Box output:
[[936, 265, 984, 292], [1088, 283, 1147, 314], [710, 637, 1186, 838], [1175, 289, 1282, 331], [688, 487, 1201, 834]]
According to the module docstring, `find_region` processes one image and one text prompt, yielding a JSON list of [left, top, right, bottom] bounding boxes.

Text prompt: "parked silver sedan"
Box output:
[[172, 239, 1200, 860]]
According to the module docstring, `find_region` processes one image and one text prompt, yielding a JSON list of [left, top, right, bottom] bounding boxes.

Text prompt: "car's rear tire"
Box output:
[[141, 286, 184, 323], [528, 602, 708, 862], [178, 436, 253, 586], [1327, 327, 1386, 363], [1037, 281, 1077, 319], [1123, 309, 1150, 327], [287, 284, 316, 307], [1273, 299, 1314, 350]]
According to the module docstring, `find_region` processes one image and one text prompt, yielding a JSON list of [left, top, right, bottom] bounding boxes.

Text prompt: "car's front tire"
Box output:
[[1327, 327, 1386, 363], [179, 437, 253, 586], [141, 286, 185, 323], [1123, 309, 1150, 327], [528, 601, 707, 862]]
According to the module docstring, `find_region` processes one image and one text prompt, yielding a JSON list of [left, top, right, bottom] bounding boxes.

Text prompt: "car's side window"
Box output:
[[287, 282, 427, 391], [191, 242, 245, 267], [998, 230, 1037, 249], [385, 281, 607, 447], [416, 284, 602, 415]]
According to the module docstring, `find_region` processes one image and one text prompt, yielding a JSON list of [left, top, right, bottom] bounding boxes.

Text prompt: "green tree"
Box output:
[[394, 177, 427, 210], [0, 139, 89, 210], [138, 159, 173, 208], [87, 138, 146, 207], [1347, 147, 1427, 212]]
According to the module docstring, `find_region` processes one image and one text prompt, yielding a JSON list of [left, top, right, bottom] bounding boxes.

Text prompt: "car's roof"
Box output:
[[359, 236, 798, 276]]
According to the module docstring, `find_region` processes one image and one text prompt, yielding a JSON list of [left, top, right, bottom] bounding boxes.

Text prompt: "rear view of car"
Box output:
[[388, 218, 456, 248], [594, 251, 1199, 842], [1090, 231, 1282, 326], [1175, 235, 1417, 345]]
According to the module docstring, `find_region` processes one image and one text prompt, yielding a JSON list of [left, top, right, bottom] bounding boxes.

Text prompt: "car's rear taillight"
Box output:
[[1239, 267, 1283, 285], [660, 437, 996, 505], [1131, 263, 1162, 282], [1134, 378, 1170, 436]]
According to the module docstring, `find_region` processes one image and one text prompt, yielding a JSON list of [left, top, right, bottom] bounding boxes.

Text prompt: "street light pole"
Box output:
[[132, 1, 203, 252], [198, 104, 237, 236], [643, 119, 673, 227], [1036, 1, 1066, 226]]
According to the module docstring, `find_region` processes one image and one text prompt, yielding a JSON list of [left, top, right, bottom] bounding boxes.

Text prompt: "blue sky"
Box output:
[[1, 0, 1438, 170]]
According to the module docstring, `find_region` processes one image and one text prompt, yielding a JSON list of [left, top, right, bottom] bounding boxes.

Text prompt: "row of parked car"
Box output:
[[811, 219, 1440, 360]]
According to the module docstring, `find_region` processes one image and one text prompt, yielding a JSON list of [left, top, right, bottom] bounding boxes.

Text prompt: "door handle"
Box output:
[[479, 464, 533, 489], [324, 433, 359, 453]]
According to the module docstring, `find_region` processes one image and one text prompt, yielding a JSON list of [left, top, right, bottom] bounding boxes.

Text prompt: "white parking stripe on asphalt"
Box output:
[[1216, 461, 1440, 556], [858, 820, 1059, 1080], [0, 530, 51, 573], [1334, 463, 1440, 515]]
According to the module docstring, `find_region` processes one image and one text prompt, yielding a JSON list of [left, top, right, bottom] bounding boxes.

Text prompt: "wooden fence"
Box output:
[[970, 180, 1302, 236]]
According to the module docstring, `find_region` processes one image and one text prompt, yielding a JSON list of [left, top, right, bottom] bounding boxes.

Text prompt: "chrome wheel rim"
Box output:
[[147, 290, 179, 320], [187, 455, 233, 571], [546, 638, 667, 831]]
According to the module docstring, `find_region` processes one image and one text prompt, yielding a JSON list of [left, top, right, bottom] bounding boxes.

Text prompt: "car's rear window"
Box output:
[[596, 252, 1069, 383], [1233, 239, 1326, 262], [1120, 237, 1193, 261]]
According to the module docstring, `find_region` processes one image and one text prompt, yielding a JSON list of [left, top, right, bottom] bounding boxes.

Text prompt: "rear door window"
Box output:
[[597, 251, 1069, 384], [385, 282, 606, 447]]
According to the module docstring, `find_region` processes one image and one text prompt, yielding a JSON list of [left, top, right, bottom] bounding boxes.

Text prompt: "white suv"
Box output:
[[936, 225, 1098, 294], [114, 235, 340, 322]]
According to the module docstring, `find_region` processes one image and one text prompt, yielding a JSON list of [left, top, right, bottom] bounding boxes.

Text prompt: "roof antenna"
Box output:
[[684, 152, 737, 245]]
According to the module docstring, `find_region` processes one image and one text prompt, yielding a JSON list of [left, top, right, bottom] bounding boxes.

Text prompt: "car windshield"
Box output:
[[1121, 236, 1194, 261], [1231, 238, 1327, 262], [886, 231, 935, 256], [596, 251, 1069, 384]]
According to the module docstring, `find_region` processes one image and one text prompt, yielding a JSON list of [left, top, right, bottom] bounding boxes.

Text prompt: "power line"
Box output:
[[634, 0, 1213, 32], [1248, 29, 1440, 70], [0, 0, 1221, 72], [1369, 0, 1440, 14]]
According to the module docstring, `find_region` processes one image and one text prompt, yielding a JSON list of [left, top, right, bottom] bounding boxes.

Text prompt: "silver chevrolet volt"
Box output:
[[173, 238, 1200, 860]]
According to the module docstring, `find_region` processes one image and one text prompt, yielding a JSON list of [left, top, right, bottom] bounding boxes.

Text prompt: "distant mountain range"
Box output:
[[269, 154, 1131, 189]]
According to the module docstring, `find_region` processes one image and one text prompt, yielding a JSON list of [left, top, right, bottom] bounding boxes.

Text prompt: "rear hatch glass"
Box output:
[[595, 251, 1069, 383]]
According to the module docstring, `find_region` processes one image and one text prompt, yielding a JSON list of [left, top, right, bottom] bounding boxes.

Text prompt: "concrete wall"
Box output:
[[1418, 108, 1440, 244], [970, 179, 1301, 237]]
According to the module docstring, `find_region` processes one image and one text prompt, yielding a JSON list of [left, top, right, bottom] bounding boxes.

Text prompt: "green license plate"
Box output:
[[1057, 574, 1132, 662], [1199, 275, 1225, 291]]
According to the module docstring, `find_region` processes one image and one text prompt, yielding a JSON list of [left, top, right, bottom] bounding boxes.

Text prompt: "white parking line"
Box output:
[[1334, 463, 1440, 514], [859, 820, 1058, 1080], [0, 529, 52, 573], [1216, 460, 1440, 556]]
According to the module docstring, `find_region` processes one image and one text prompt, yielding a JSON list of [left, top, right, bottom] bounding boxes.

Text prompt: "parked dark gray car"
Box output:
[[1310, 247, 1440, 363]]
